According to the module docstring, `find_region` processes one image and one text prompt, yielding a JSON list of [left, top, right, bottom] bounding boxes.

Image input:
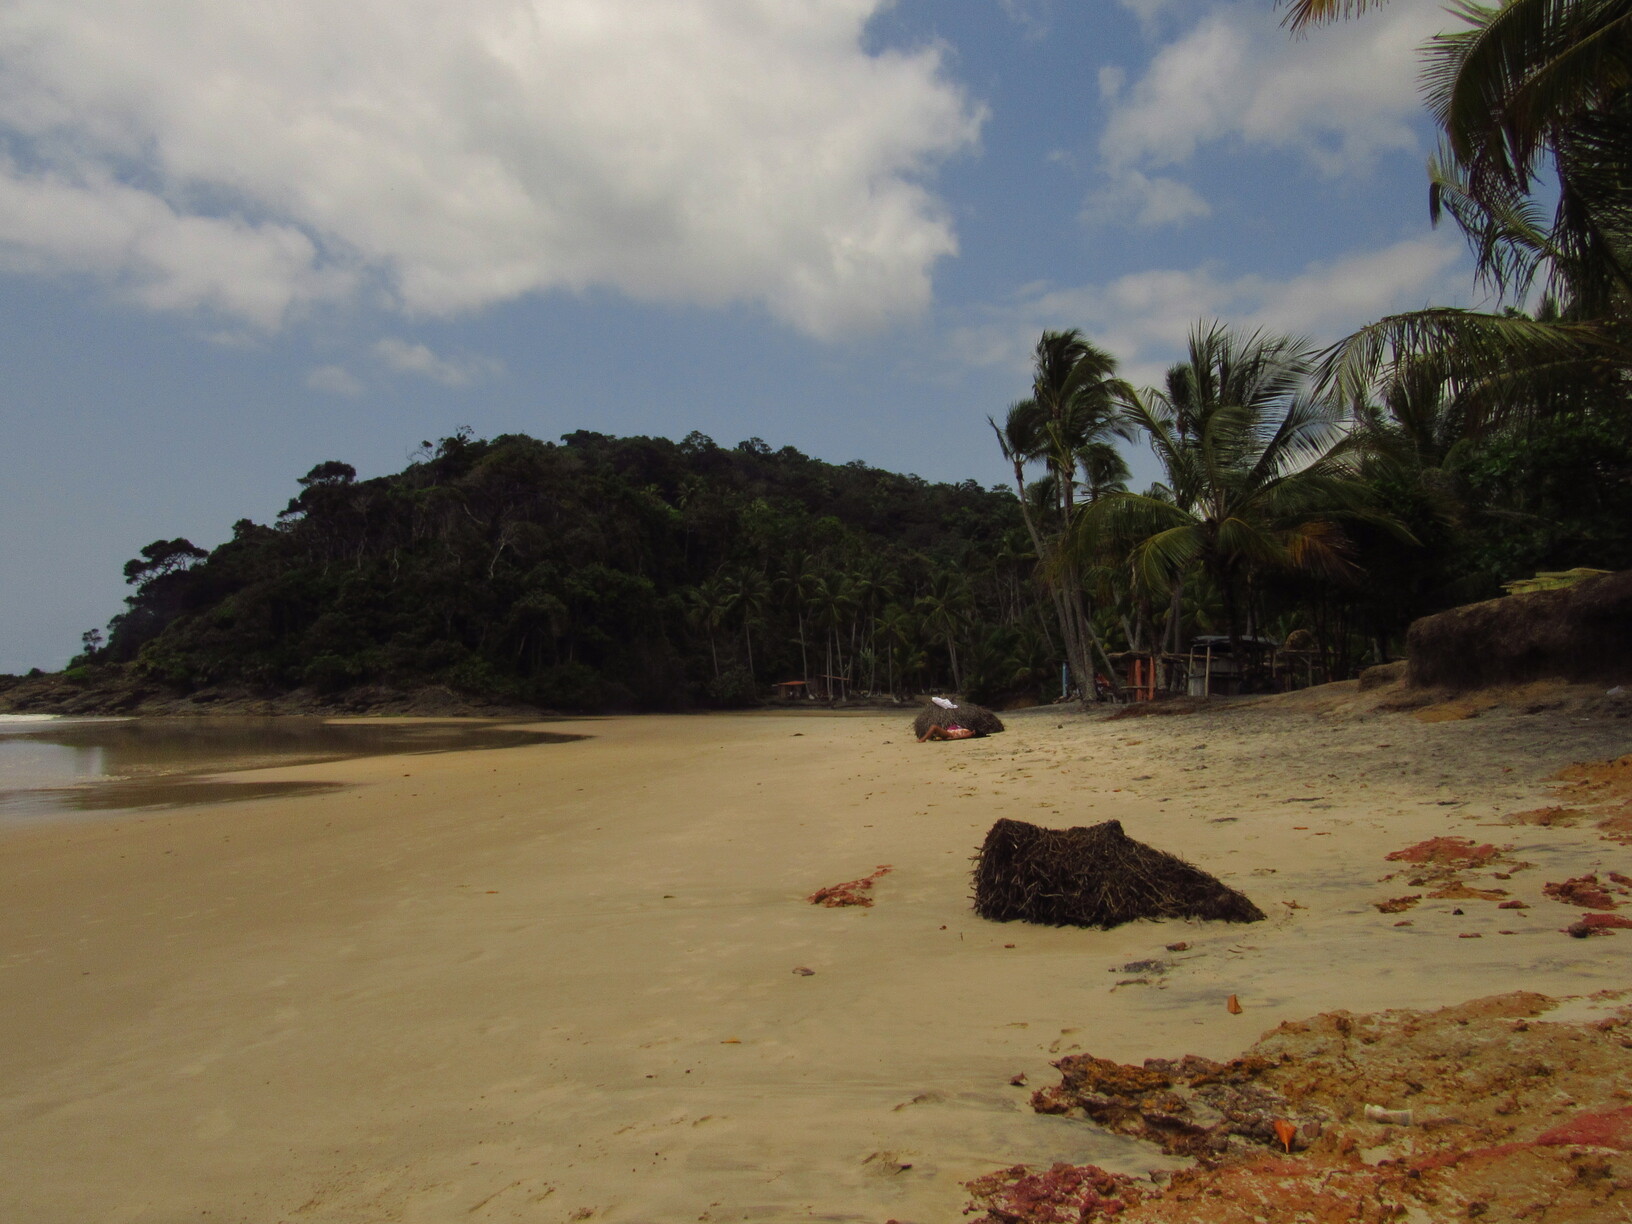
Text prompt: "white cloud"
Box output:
[[0, 163, 356, 326], [950, 233, 1471, 389], [1101, 0, 1449, 177], [999, 0, 1055, 39], [306, 364, 365, 396], [373, 338, 503, 387], [1116, 0, 1185, 28], [0, 0, 982, 336], [1081, 168, 1210, 228]]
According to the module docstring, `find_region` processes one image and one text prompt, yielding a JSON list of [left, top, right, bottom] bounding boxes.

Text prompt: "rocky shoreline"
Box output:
[[0, 669, 544, 719]]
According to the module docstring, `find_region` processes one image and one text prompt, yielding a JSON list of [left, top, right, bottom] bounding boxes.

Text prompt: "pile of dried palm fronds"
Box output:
[[972, 818, 1265, 928], [912, 701, 1004, 738]]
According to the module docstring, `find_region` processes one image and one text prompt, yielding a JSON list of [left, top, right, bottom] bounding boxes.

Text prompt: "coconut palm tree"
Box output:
[[773, 553, 818, 684], [1321, 1, 1632, 412], [1423, 0, 1632, 311], [685, 576, 733, 679], [876, 602, 918, 698], [990, 330, 1135, 703], [723, 568, 770, 682], [805, 574, 856, 693], [916, 571, 972, 692], [1082, 324, 1397, 663]]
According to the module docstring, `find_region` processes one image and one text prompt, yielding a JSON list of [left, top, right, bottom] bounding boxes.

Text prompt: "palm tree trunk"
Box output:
[[1167, 577, 1185, 655], [1009, 461, 1099, 705]]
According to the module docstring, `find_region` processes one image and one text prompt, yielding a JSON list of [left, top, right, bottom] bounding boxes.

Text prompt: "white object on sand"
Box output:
[[1363, 1104, 1414, 1126], [932, 697, 958, 710]]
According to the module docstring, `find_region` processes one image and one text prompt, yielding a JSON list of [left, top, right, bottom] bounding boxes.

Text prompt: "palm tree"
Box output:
[[1321, 1, 1632, 415], [773, 553, 818, 684], [685, 576, 733, 679], [805, 574, 856, 693], [1082, 324, 1397, 662], [916, 571, 972, 692], [1423, 1, 1632, 312], [990, 329, 1135, 703], [877, 602, 918, 699], [723, 568, 770, 682]]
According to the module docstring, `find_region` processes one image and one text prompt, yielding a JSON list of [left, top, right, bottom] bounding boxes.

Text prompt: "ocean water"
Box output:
[[0, 715, 583, 823]]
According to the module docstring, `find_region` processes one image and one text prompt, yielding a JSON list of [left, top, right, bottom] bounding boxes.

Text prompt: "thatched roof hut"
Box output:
[[972, 817, 1265, 928], [913, 700, 1004, 738], [1407, 570, 1632, 690]]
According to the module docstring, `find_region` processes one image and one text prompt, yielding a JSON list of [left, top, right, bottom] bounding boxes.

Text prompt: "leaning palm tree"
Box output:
[[1081, 325, 1398, 662], [991, 330, 1135, 703]]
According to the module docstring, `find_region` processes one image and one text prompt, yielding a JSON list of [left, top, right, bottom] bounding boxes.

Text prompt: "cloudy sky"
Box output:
[[1, 0, 1478, 670]]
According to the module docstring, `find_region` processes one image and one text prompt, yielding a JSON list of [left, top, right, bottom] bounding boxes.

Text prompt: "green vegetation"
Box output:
[[989, 0, 1632, 688], [81, 431, 1052, 710]]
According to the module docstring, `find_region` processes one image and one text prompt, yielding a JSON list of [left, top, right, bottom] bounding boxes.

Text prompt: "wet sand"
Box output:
[[1, 691, 1629, 1223]]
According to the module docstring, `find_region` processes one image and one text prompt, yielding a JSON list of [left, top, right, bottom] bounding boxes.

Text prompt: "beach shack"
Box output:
[[772, 680, 809, 701], [1187, 635, 1281, 696], [808, 674, 850, 701], [1109, 650, 1190, 702]]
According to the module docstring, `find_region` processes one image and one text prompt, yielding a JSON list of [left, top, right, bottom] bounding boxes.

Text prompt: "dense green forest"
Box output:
[[80, 431, 1047, 710], [55, 0, 1632, 712]]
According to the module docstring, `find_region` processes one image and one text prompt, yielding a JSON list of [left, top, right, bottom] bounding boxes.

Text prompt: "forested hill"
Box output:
[[69, 430, 1036, 711]]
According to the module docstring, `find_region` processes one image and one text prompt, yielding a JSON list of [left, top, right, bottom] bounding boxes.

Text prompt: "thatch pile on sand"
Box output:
[[1407, 570, 1632, 690], [972, 817, 1266, 928], [913, 702, 1004, 738]]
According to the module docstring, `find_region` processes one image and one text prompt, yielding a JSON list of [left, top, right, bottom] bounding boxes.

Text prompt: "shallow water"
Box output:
[[0, 716, 584, 822]]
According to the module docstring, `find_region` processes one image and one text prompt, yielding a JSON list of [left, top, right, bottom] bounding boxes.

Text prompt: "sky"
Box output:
[[0, 0, 1483, 672]]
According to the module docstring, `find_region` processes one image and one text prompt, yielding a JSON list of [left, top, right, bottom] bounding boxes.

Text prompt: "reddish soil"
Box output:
[[966, 991, 1632, 1224], [1543, 755, 1632, 844], [1383, 837, 1503, 868], [806, 864, 892, 907]]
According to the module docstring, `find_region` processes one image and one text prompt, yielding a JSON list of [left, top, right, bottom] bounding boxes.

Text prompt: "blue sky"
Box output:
[[0, 0, 1478, 671]]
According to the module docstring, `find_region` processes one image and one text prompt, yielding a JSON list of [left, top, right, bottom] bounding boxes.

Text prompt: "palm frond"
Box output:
[[1314, 307, 1615, 406], [1281, 0, 1392, 32]]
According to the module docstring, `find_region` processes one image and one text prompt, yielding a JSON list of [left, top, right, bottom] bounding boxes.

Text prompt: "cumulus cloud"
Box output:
[[0, 0, 982, 336], [306, 364, 365, 396], [1101, 0, 1449, 177], [1081, 168, 1210, 228], [373, 338, 503, 387], [950, 233, 1471, 388]]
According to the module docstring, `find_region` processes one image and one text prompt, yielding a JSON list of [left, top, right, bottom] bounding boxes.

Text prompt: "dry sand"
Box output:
[[2, 684, 1630, 1223]]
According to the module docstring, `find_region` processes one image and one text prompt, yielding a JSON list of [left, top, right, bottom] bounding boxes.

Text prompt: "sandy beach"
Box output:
[[3, 687, 1630, 1223]]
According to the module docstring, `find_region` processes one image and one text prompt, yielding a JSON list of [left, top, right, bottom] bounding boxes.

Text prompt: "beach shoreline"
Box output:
[[2, 686, 1629, 1222]]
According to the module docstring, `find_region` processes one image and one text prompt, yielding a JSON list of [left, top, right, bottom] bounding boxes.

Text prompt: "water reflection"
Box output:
[[0, 716, 585, 821]]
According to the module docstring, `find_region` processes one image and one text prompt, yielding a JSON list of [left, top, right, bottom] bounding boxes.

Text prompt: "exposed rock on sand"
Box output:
[[1406, 569, 1632, 691]]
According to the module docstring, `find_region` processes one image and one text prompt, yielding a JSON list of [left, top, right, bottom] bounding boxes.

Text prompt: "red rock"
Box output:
[[1535, 1106, 1632, 1149], [1579, 912, 1632, 930], [1385, 838, 1501, 867], [1544, 875, 1619, 910]]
